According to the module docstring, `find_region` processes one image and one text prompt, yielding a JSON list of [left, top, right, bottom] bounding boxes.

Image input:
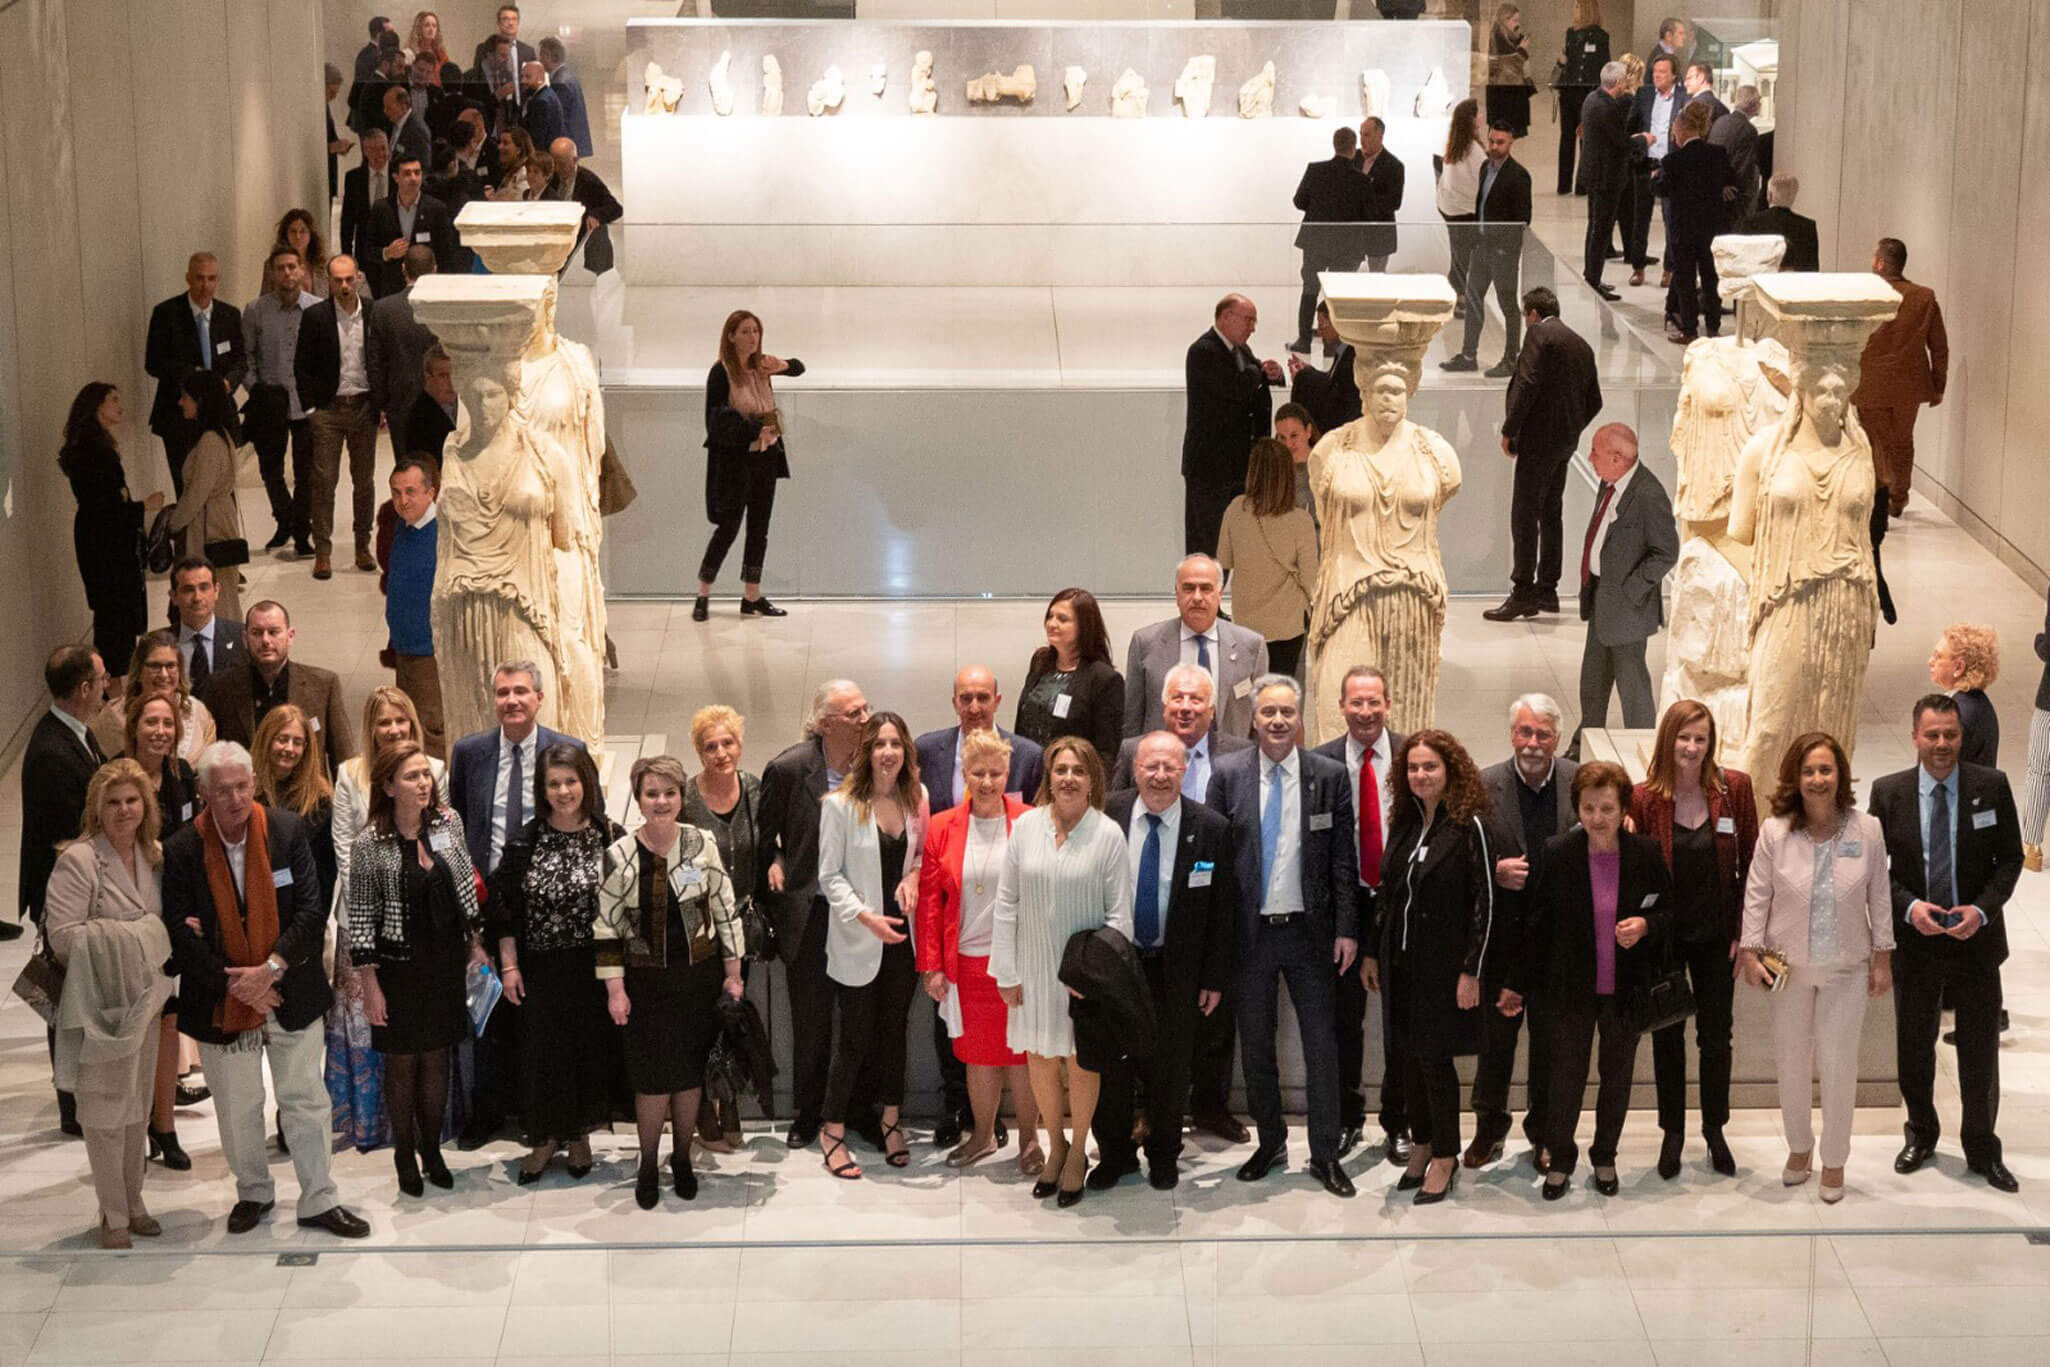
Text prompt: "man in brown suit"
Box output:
[[1853, 237, 1948, 518], [199, 600, 355, 779]]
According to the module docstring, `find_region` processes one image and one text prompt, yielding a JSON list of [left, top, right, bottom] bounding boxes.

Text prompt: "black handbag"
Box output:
[[143, 508, 177, 574], [204, 538, 251, 568], [1628, 957, 1697, 1035]]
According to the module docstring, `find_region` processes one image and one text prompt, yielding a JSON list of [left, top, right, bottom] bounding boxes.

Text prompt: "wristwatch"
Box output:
[[265, 955, 285, 980]]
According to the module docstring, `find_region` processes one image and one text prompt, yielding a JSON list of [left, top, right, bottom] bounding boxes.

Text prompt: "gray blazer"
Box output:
[[1122, 617, 1270, 740], [1581, 464, 1679, 647]]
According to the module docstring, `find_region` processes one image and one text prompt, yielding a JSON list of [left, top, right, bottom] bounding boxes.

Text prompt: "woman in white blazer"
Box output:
[[816, 711, 928, 1179]]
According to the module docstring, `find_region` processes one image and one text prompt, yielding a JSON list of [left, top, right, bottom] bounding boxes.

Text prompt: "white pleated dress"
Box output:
[[990, 806, 1133, 1058]]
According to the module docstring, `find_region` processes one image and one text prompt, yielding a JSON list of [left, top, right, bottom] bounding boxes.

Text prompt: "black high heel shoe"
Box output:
[[147, 1128, 192, 1171], [881, 1121, 910, 1169], [421, 1145, 453, 1190], [691, 595, 709, 622], [1032, 1146, 1066, 1199], [1057, 1161, 1089, 1208], [672, 1152, 698, 1201], [394, 1148, 425, 1199], [635, 1159, 661, 1210], [565, 1138, 593, 1180], [1592, 1168, 1621, 1197], [1704, 1129, 1736, 1177], [1658, 1131, 1684, 1181], [1412, 1163, 1457, 1206], [740, 596, 787, 618]]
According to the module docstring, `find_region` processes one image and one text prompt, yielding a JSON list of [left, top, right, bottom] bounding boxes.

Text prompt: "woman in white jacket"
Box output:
[[816, 711, 928, 1179]]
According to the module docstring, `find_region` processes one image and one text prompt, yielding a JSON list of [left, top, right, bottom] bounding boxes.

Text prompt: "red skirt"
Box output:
[[952, 953, 1025, 1067]]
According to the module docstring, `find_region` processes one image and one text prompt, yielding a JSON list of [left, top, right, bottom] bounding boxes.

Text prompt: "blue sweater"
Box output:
[[386, 512, 437, 656]]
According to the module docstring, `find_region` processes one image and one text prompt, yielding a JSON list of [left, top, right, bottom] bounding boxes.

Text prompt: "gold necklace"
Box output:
[[968, 812, 1004, 896]]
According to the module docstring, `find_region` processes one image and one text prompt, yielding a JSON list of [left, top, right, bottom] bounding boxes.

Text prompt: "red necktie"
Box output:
[[1359, 750, 1383, 886], [1580, 481, 1616, 587]]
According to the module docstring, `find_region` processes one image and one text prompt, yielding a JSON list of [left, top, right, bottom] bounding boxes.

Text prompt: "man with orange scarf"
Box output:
[[163, 741, 368, 1238]]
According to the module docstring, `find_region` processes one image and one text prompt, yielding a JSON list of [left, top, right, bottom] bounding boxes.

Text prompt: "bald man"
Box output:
[[520, 60, 565, 151], [544, 138, 623, 275], [1182, 294, 1283, 555], [1571, 422, 1677, 753], [146, 252, 248, 495]]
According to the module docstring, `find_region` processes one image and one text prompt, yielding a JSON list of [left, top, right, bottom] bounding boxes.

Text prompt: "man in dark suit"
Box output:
[[381, 84, 431, 167], [1091, 733, 1237, 1190], [162, 746, 368, 1239], [407, 344, 459, 463], [297, 255, 380, 579], [1290, 128, 1373, 353], [367, 246, 439, 454], [363, 155, 456, 299], [352, 15, 393, 89], [1681, 61, 1729, 122], [1287, 301, 1361, 432], [1871, 695, 2023, 1192], [538, 35, 593, 156], [1352, 116, 1405, 272], [201, 601, 355, 776], [1207, 675, 1359, 1198], [169, 557, 247, 690], [471, 4, 536, 76], [1630, 53, 1685, 286], [520, 62, 566, 151], [145, 253, 247, 496], [758, 680, 880, 1148], [1182, 294, 1283, 556], [1310, 665, 1407, 1162], [1487, 288, 1603, 621], [1572, 424, 1679, 754], [1709, 86, 1764, 216], [348, 27, 403, 139], [1468, 696, 1576, 1167], [1578, 63, 1632, 297], [545, 139, 625, 276], [1738, 174, 1821, 272], [1442, 124, 1532, 377], [471, 33, 524, 135], [10, 647, 105, 948], [1660, 101, 1737, 342], [339, 130, 393, 270]]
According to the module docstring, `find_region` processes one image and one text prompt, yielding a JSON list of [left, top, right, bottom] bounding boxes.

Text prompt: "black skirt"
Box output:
[[621, 950, 723, 1095], [371, 950, 470, 1054], [517, 945, 612, 1142]]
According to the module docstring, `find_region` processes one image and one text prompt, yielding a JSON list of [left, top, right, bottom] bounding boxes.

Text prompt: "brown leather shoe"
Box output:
[[355, 550, 377, 572], [98, 1219, 131, 1250], [1659, 270, 1673, 288], [128, 1213, 162, 1238], [1629, 269, 1646, 286], [313, 555, 333, 581]]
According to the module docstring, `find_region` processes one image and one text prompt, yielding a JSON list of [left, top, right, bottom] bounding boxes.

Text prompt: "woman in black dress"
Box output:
[[489, 742, 622, 1185], [1013, 587, 1124, 774], [682, 704, 765, 1150], [694, 309, 805, 621], [597, 755, 746, 1209], [349, 742, 485, 1198], [59, 383, 161, 677], [1376, 729, 1496, 1206], [1553, 0, 1611, 194]]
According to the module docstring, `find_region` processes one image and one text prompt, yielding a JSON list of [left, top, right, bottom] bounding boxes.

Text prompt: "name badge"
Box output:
[[1973, 809, 1997, 829], [677, 866, 703, 887], [1051, 693, 1072, 719], [307, 718, 321, 733], [215, 338, 231, 355], [1232, 678, 1253, 699], [428, 829, 455, 856], [180, 802, 194, 822], [1639, 893, 1657, 909], [1715, 816, 1735, 834], [414, 232, 432, 243], [1586, 42, 1598, 52], [1309, 811, 1333, 832], [1840, 842, 1861, 858], [272, 868, 294, 888], [1188, 868, 1213, 888]]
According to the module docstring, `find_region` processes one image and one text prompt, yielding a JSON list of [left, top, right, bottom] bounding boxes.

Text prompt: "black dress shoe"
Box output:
[[1308, 1157, 1356, 1198], [421, 1147, 453, 1190], [174, 1081, 211, 1106], [1894, 1140, 1937, 1175], [1396, 1167, 1427, 1192], [690, 595, 709, 622], [1148, 1163, 1180, 1191], [1056, 1171, 1087, 1208], [786, 1120, 819, 1149], [1705, 1129, 1736, 1177], [1031, 1174, 1060, 1199], [932, 1115, 964, 1149], [1383, 1131, 1411, 1166], [1481, 595, 1541, 622], [298, 1206, 370, 1239], [635, 1160, 661, 1210], [672, 1154, 698, 1201], [1542, 1174, 1571, 1201], [0, 919, 24, 941], [1192, 1111, 1251, 1145], [394, 1149, 425, 1198], [1236, 1144, 1287, 1182], [264, 526, 293, 551], [1658, 1131, 1683, 1181], [226, 1199, 274, 1233], [1970, 1159, 2020, 1192], [1534, 592, 1561, 614], [147, 1128, 192, 1171], [1592, 1170, 1621, 1196], [1484, 359, 1516, 379], [740, 596, 788, 617], [1087, 1158, 1138, 1191], [1335, 1125, 1363, 1160], [1441, 354, 1478, 372]]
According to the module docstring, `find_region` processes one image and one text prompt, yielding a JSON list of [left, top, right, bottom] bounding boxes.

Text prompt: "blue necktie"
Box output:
[[1135, 814, 1162, 948], [1260, 762, 1284, 909], [195, 309, 213, 370], [1195, 632, 1212, 674], [1929, 780, 1954, 907], [1183, 746, 1206, 802]]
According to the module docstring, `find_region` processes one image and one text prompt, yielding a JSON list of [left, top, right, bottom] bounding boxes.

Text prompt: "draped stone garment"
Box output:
[[520, 336, 609, 744]]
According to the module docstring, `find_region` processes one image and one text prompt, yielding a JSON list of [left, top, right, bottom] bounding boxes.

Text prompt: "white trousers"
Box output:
[[198, 1017, 338, 1219], [1771, 960, 1869, 1168]]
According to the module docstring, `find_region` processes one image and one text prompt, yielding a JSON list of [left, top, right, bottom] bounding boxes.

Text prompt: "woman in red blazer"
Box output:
[[1630, 698, 1759, 1182], [917, 729, 1043, 1174]]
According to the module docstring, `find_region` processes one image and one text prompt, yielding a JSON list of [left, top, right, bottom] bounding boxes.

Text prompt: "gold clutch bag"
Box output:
[[1759, 948, 1791, 992]]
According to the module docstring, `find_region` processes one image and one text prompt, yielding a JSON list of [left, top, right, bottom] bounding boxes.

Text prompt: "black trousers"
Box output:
[[1557, 87, 1594, 194], [1239, 918, 1341, 1161], [1622, 169, 1655, 269], [1335, 952, 1370, 1131], [1651, 933, 1736, 1136], [252, 416, 313, 540], [1895, 948, 2003, 1165], [1583, 183, 1622, 287], [1187, 982, 1238, 1121], [1471, 971, 1550, 1147], [823, 937, 918, 1120], [933, 1008, 969, 1121], [1442, 213, 1479, 302], [1510, 445, 1574, 599], [1386, 963, 1462, 1156], [1665, 231, 1721, 336], [1544, 994, 1640, 1176], [699, 462, 780, 585], [1184, 477, 1240, 557], [1870, 489, 1897, 623], [1298, 250, 1356, 345], [1458, 238, 1522, 363], [1095, 954, 1193, 1171], [788, 900, 839, 1128]]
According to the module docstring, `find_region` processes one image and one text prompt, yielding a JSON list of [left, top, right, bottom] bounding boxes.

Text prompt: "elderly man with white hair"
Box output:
[[1572, 422, 1678, 755], [1124, 554, 1271, 741], [162, 742, 369, 1238], [1110, 663, 1254, 794]]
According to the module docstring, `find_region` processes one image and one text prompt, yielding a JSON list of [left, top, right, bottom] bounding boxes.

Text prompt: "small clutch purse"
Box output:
[[1758, 948, 1791, 993]]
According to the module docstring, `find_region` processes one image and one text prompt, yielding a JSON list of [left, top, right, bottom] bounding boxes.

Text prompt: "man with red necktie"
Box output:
[[1314, 665, 1407, 1164], [1571, 422, 1677, 757]]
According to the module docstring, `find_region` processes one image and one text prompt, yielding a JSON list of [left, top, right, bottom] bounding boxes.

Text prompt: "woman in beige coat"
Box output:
[[46, 759, 175, 1248], [1216, 436, 1320, 677], [167, 372, 245, 621]]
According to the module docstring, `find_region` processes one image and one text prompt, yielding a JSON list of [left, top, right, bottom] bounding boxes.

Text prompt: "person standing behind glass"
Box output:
[[597, 755, 745, 1209], [682, 704, 763, 1151], [1929, 624, 2000, 767], [47, 760, 175, 1248], [1507, 761, 1670, 1199], [1014, 587, 1124, 771], [694, 309, 805, 621], [1216, 438, 1320, 679], [1435, 100, 1488, 311], [994, 736, 1132, 1207], [1553, 0, 1610, 195], [818, 713, 929, 1178], [1738, 732, 1891, 1203], [349, 742, 485, 1199], [1631, 699, 1756, 1182], [60, 383, 162, 674], [490, 741, 620, 1185], [1486, 4, 1534, 136]]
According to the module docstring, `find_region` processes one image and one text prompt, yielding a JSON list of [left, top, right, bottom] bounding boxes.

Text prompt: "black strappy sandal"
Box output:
[[882, 1121, 911, 1168], [822, 1131, 863, 1180]]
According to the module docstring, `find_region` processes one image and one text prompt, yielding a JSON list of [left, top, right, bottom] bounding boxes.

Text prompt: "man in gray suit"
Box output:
[[366, 245, 439, 457], [1469, 693, 1576, 1168], [1573, 423, 1679, 754], [1124, 555, 1270, 740], [1109, 663, 1252, 794]]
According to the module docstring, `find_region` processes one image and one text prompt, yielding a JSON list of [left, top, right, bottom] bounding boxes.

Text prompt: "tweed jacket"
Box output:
[[346, 804, 482, 964], [594, 826, 743, 978]]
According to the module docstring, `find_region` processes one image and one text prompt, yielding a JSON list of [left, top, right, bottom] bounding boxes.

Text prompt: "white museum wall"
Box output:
[[0, 0, 325, 748], [1779, 0, 2048, 588]]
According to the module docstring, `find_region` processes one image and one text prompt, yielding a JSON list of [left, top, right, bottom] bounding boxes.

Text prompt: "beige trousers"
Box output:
[[83, 1122, 148, 1225], [199, 1017, 338, 1218], [1771, 960, 1870, 1168]]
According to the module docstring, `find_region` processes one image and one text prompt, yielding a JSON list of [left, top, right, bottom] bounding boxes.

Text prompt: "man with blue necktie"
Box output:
[[1093, 733, 1236, 1191], [145, 253, 247, 496]]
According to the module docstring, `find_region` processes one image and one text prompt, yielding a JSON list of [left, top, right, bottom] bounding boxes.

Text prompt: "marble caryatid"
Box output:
[[1110, 67, 1149, 118], [908, 50, 938, 115], [1174, 55, 1216, 118], [1728, 274, 1902, 788], [1657, 235, 1793, 750], [965, 65, 1036, 104], [1063, 65, 1087, 110], [644, 61, 684, 114], [1361, 69, 1391, 118], [1238, 61, 1275, 118], [807, 65, 846, 116], [1306, 274, 1463, 741], [708, 51, 734, 116], [761, 55, 784, 116]]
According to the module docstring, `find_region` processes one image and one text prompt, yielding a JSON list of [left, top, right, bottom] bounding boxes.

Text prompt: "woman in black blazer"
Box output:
[[1376, 729, 1496, 1205], [1552, 0, 1611, 194], [1929, 623, 2000, 768], [59, 383, 162, 676], [695, 309, 805, 621], [1507, 760, 1671, 1199], [1013, 587, 1124, 775]]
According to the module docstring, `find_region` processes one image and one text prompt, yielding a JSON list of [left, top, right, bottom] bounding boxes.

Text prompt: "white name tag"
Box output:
[[1973, 809, 1997, 829], [1840, 842, 1861, 858], [414, 232, 432, 243], [272, 868, 294, 888], [180, 802, 194, 822], [1639, 893, 1657, 909], [1586, 42, 1598, 52], [1309, 811, 1333, 832], [215, 339, 231, 355], [678, 866, 703, 886], [1051, 693, 1072, 719], [1715, 816, 1735, 834], [307, 718, 321, 732], [429, 829, 455, 856], [1188, 868, 1213, 888], [1232, 678, 1253, 699]]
